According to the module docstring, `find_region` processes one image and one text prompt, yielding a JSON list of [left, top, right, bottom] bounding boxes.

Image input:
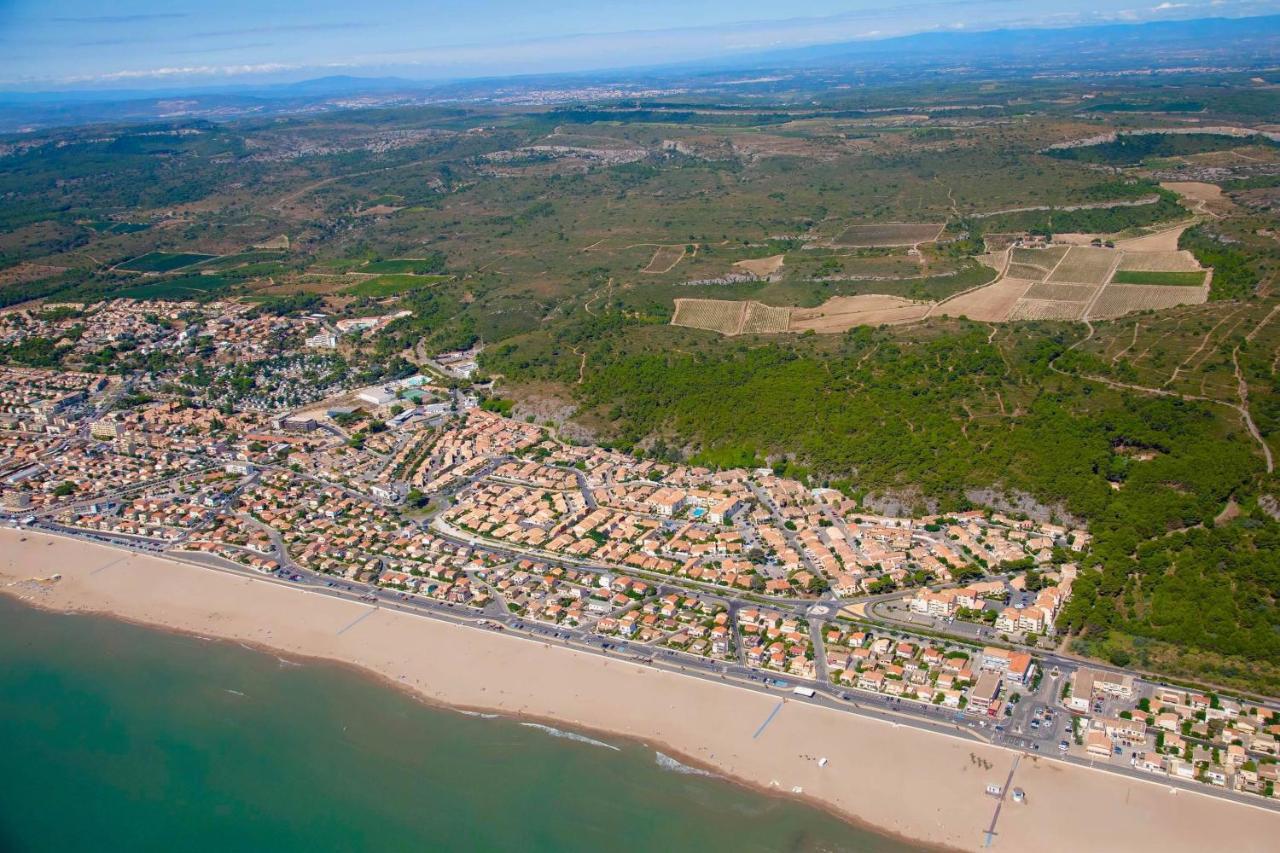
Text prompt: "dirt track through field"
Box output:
[[1050, 310, 1275, 475], [967, 196, 1161, 219], [642, 246, 686, 274], [790, 295, 930, 331], [733, 254, 785, 278]]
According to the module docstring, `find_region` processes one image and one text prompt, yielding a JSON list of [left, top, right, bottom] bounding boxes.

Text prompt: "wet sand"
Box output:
[[2, 528, 1277, 852]]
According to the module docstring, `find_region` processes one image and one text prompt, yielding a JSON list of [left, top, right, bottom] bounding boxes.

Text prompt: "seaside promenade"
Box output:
[[4, 526, 1280, 852]]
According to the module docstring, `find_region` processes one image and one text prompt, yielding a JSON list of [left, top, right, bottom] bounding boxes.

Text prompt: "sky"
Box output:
[[0, 0, 1277, 90]]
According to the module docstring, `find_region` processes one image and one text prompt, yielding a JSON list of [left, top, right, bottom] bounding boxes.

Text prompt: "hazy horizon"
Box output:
[[3, 0, 1279, 92]]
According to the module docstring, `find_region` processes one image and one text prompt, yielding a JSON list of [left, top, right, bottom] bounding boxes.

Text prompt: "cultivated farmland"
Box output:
[[1047, 246, 1117, 283], [117, 252, 217, 273], [671, 299, 748, 335], [1110, 270, 1208, 287], [1010, 246, 1068, 269], [935, 278, 1033, 321], [362, 258, 447, 275], [789, 294, 930, 332], [672, 294, 929, 335], [1025, 282, 1097, 302], [1005, 247, 1068, 282], [113, 274, 232, 299], [342, 274, 450, 297], [1088, 284, 1208, 319], [832, 223, 945, 247], [929, 235, 1211, 322], [1008, 298, 1085, 321], [741, 302, 792, 333], [1116, 250, 1202, 272], [1006, 263, 1053, 281], [1113, 224, 1190, 252]]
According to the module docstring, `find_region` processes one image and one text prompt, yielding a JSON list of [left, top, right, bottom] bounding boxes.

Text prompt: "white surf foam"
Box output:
[[521, 722, 619, 751], [655, 751, 716, 777]]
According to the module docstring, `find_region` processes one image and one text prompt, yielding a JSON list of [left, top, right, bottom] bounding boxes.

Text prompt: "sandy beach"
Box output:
[[3, 527, 1277, 852]]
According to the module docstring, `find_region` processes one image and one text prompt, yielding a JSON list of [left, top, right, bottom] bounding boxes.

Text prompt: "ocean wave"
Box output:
[[520, 723, 619, 751], [224, 689, 246, 697], [458, 710, 501, 719], [655, 751, 716, 777]]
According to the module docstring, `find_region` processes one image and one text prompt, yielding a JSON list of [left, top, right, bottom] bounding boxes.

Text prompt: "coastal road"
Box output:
[[14, 519, 1280, 819]]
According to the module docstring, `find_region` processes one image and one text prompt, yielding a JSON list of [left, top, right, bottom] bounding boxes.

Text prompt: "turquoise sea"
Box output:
[[0, 595, 919, 852]]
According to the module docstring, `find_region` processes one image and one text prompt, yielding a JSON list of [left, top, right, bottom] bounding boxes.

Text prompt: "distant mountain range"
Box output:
[[2, 14, 1277, 133], [731, 13, 1280, 69]]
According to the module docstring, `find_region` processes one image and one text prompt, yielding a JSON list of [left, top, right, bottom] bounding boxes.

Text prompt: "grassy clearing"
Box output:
[[343, 274, 449, 297], [117, 251, 217, 273], [642, 245, 686, 274], [361, 258, 447, 275], [84, 221, 149, 235], [833, 223, 944, 247], [1110, 270, 1206, 287]]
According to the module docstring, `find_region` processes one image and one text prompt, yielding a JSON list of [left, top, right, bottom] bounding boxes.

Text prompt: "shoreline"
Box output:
[[15, 601, 945, 853], [3, 528, 1278, 852]]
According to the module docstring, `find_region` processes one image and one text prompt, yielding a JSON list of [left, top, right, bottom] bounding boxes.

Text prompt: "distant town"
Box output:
[[4, 297, 1279, 807]]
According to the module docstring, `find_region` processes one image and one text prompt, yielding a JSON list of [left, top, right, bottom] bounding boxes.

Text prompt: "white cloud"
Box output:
[[59, 63, 299, 84]]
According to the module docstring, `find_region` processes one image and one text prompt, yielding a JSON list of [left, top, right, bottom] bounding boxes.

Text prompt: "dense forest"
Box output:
[[488, 320, 1279, 692], [1046, 132, 1279, 166], [969, 187, 1187, 237], [1061, 523, 1280, 694]]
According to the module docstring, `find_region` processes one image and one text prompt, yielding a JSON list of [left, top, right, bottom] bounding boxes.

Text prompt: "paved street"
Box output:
[[13, 513, 1280, 819]]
